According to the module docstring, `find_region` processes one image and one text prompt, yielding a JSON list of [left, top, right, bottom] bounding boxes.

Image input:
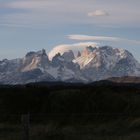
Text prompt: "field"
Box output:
[[0, 81, 140, 140]]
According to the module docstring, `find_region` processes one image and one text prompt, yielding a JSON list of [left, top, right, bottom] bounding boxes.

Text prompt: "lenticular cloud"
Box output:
[[48, 42, 99, 60]]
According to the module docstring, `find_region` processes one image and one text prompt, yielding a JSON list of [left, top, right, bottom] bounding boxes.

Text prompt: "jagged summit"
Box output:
[[0, 46, 140, 84], [21, 49, 50, 72], [74, 46, 140, 81], [62, 50, 75, 62], [74, 46, 136, 68], [52, 53, 65, 67], [25, 49, 47, 57], [81, 46, 96, 56]]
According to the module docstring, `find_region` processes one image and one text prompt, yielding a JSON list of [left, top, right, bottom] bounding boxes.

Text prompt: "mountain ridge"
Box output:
[[0, 46, 140, 84]]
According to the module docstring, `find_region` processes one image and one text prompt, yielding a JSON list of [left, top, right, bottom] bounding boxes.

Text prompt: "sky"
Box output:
[[0, 0, 140, 61]]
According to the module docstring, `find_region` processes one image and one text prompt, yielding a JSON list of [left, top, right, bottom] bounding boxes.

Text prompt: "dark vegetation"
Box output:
[[0, 81, 140, 139]]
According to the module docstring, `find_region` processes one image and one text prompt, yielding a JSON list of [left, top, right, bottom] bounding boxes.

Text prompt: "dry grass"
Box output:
[[1, 117, 140, 140]]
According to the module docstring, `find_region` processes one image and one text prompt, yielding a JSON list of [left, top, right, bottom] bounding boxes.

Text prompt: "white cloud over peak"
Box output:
[[88, 10, 109, 17], [67, 34, 140, 45], [48, 42, 99, 59]]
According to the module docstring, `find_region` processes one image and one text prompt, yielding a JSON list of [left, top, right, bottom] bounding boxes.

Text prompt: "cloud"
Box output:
[[48, 42, 99, 59], [1, 0, 140, 29], [88, 10, 109, 17], [0, 0, 92, 28], [67, 34, 140, 45], [1, 0, 49, 9]]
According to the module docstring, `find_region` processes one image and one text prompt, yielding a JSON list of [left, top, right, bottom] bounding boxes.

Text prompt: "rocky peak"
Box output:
[[62, 50, 75, 62], [36, 49, 47, 56], [81, 46, 95, 56], [21, 49, 49, 72], [51, 53, 65, 67], [77, 51, 81, 57], [74, 45, 140, 70], [25, 49, 47, 58], [25, 51, 36, 58], [52, 53, 64, 61]]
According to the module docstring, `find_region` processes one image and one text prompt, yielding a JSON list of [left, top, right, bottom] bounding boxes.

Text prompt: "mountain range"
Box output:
[[0, 46, 140, 84]]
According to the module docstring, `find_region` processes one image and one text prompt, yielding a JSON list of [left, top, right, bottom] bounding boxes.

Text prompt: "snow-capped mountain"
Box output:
[[0, 46, 140, 84], [74, 46, 140, 81]]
